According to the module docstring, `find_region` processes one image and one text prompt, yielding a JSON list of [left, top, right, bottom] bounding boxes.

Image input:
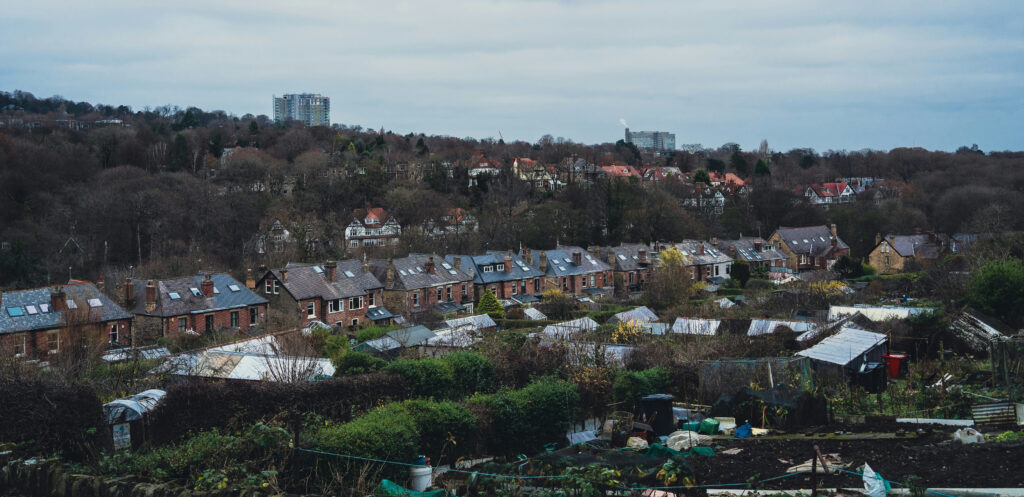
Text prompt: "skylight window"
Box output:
[[399, 269, 407, 276], [449, 270, 458, 275], [190, 288, 202, 297], [344, 270, 356, 278], [25, 305, 38, 315], [88, 298, 103, 308], [803, 239, 809, 243], [441, 262, 452, 270], [558, 266, 566, 271], [168, 292, 181, 300], [563, 258, 571, 263], [819, 236, 826, 242], [791, 240, 798, 245], [6, 307, 23, 317], [213, 287, 220, 294], [313, 266, 324, 274], [229, 284, 241, 292], [618, 254, 627, 260], [66, 299, 78, 309], [39, 304, 50, 313], [416, 267, 423, 272]]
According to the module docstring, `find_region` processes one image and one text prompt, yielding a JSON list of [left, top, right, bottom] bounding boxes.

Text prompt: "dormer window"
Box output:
[[496, 264, 504, 271]]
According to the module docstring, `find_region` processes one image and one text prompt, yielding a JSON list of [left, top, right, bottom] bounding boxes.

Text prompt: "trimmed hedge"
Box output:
[[383, 358, 454, 399], [468, 378, 579, 455], [305, 407, 421, 480], [383, 352, 496, 399], [150, 373, 408, 445], [612, 367, 671, 413], [0, 379, 105, 459]]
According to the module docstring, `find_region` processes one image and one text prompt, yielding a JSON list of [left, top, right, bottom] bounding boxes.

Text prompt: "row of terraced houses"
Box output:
[[1, 224, 861, 360]]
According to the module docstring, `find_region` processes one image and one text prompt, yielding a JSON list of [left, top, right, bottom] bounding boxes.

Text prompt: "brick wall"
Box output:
[[0, 318, 132, 360], [161, 305, 266, 335]]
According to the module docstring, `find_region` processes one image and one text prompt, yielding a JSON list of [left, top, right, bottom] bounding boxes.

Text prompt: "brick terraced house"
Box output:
[[1, 280, 133, 360], [126, 273, 268, 337], [370, 254, 475, 319], [257, 260, 385, 328]]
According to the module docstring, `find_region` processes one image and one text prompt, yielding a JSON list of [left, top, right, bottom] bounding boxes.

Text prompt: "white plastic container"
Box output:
[[410, 465, 433, 492]]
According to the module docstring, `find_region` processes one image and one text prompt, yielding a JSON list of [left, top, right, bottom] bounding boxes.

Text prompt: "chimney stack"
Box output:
[[426, 256, 436, 274], [281, 269, 288, 283], [639, 249, 648, 263], [830, 223, 838, 236], [245, 269, 255, 289], [589, 245, 601, 260], [754, 239, 763, 252], [728, 245, 736, 256], [875, 233, 882, 246], [453, 256, 462, 270], [325, 260, 337, 282], [711, 237, 718, 247], [540, 251, 548, 273], [201, 273, 215, 298], [523, 248, 533, 266], [385, 259, 396, 287], [51, 286, 67, 312], [698, 243, 705, 255], [504, 251, 513, 273], [572, 251, 582, 266], [124, 278, 135, 306], [145, 281, 156, 313]]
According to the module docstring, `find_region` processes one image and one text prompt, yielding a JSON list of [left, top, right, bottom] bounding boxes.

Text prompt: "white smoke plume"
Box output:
[[619, 118, 628, 128]]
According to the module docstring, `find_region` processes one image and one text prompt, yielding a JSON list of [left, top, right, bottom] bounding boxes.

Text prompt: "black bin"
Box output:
[[641, 394, 675, 436]]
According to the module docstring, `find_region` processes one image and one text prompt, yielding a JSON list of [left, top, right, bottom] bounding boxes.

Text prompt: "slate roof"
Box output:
[[671, 241, 733, 266], [544, 246, 613, 277], [271, 261, 382, 301], [365, 307, 395, 322], [603, 243, 658, 271], [797, 327, 887, 366], [878, 234, 948, 259], [719, 237, 788, 264], [1, 281, 132, 335], [371, 253, 473, 291], [446, 252, 545, 285], [775, 226, 849, 257], [128, 274, 267, 317]]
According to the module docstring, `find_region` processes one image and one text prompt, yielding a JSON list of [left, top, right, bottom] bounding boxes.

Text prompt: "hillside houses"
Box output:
[[344, 207, 401, 250], [126, 273, 268, 339], [802, 182, 856, 208], [718, 237, 793, 274], [867, 232, 950, 274], [256, 260, 385, 329], [769, 224, 850, 272], [369, 254, 476, 318], [543, 245, 614, 297], [1, 280, 133, 359], [447, 251, 546, 303]]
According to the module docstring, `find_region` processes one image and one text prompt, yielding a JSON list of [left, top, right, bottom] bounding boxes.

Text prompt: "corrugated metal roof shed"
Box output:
[[386, 325, 436, 347], [670, 318, 721, 335], [524, 307, 548, 320], [796, 327, 887, 366], [747, 319, 815, 337], [542, 317, 599, 339], [609, 306, 659, 324], [828, 305, 935, 322], [443, 314, 497, 331]]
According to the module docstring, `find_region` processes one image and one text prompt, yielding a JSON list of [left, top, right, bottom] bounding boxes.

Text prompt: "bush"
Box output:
[[384, 358, 455, 399], [442, 351, 495, 398], [355, 325, 398, 343], [379, 400, 478, 463], [305, 408, 421, 480], [332, 350, 386, 376], [102, 423, 290, 488], [150, 374, 408, 445], [612, 368, 670, 413], [469, 378, 578, 455], [967, 258, 1024, 326], [0, 379, 105, 459]]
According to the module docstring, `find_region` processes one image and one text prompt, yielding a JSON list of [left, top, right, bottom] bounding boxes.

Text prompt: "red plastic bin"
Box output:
[[882, 354, 906, 379]]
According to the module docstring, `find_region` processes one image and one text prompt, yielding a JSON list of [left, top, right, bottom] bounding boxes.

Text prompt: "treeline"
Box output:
[[1, 90, 1023, 288]]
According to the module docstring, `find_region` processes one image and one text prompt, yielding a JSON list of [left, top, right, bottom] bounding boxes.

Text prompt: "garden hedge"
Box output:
[[0, 379, 105, 459]]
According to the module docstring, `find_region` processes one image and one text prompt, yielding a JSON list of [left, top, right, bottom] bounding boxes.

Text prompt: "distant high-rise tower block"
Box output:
[[273, 93, 330, 126], [624, 128, 675, 152]]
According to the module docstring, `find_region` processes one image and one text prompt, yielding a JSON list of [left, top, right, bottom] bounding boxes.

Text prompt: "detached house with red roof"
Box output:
[[600, 165, 643, 180], [803, 182, 856, 208], [345, 207, 401, 249]]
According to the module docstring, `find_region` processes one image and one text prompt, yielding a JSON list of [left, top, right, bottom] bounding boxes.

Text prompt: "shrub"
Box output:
[[384, 358, 455, 399], [150, 374, 408, 445], [0, 379, 105, 459], [332, 350, 386, 376], [443, 351, 495, 398], [103, 423, 290, 488], [355, 325, 398, 343], [379, 400, 478, 463], [613, 367, 670, 413], [469, 378, 578, 455], [305, 408, 420, 480]]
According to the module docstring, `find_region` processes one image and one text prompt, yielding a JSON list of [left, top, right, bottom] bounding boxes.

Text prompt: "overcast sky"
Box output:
[[2, 1, 1022, 151]]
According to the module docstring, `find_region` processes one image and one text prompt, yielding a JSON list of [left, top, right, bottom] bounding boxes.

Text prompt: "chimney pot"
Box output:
[[281, 269, 288, 283], [201, 273, 215, 298], [145, 280, 156, 313], [245, 269, 255, 289], [830, 223, 838, 236], [125, 278, 135, 306], [572, 251, 582, 267], [325, 260, 337, 282], [426, 256, 435, 274], [51, 286, 67, 312], [504, 251, 513, 273]]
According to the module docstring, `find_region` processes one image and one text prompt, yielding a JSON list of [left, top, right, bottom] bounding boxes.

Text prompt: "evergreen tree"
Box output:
[[730, 150, 748, 176], [477, 289, 505, 319], [731, 260, 751, 287], [754, 158, 771, 176], [168, 133, 190, 172], [693, 168, 711, 185]]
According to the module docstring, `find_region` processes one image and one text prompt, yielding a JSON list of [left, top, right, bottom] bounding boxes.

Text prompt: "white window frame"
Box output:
[[273, 280, 280, 294], [250, 307, 258, 325], [13, 335, 26, 357], [306, 302, 316, 317], [178, 317, 187, 333], [265, 280, 272, 294], [48, 330, 60, 354], [412, 291, 420, 307], [349, 296, 363, 310], [108, 324, 118, 344], [230, 311, 239, 328], [462, 283, 468, 296]]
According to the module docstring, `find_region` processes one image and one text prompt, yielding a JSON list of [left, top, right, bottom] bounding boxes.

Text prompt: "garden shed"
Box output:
[[608, 306, 659, 324], [103, 389, 166, 451], [796, 326, 887, 374]]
